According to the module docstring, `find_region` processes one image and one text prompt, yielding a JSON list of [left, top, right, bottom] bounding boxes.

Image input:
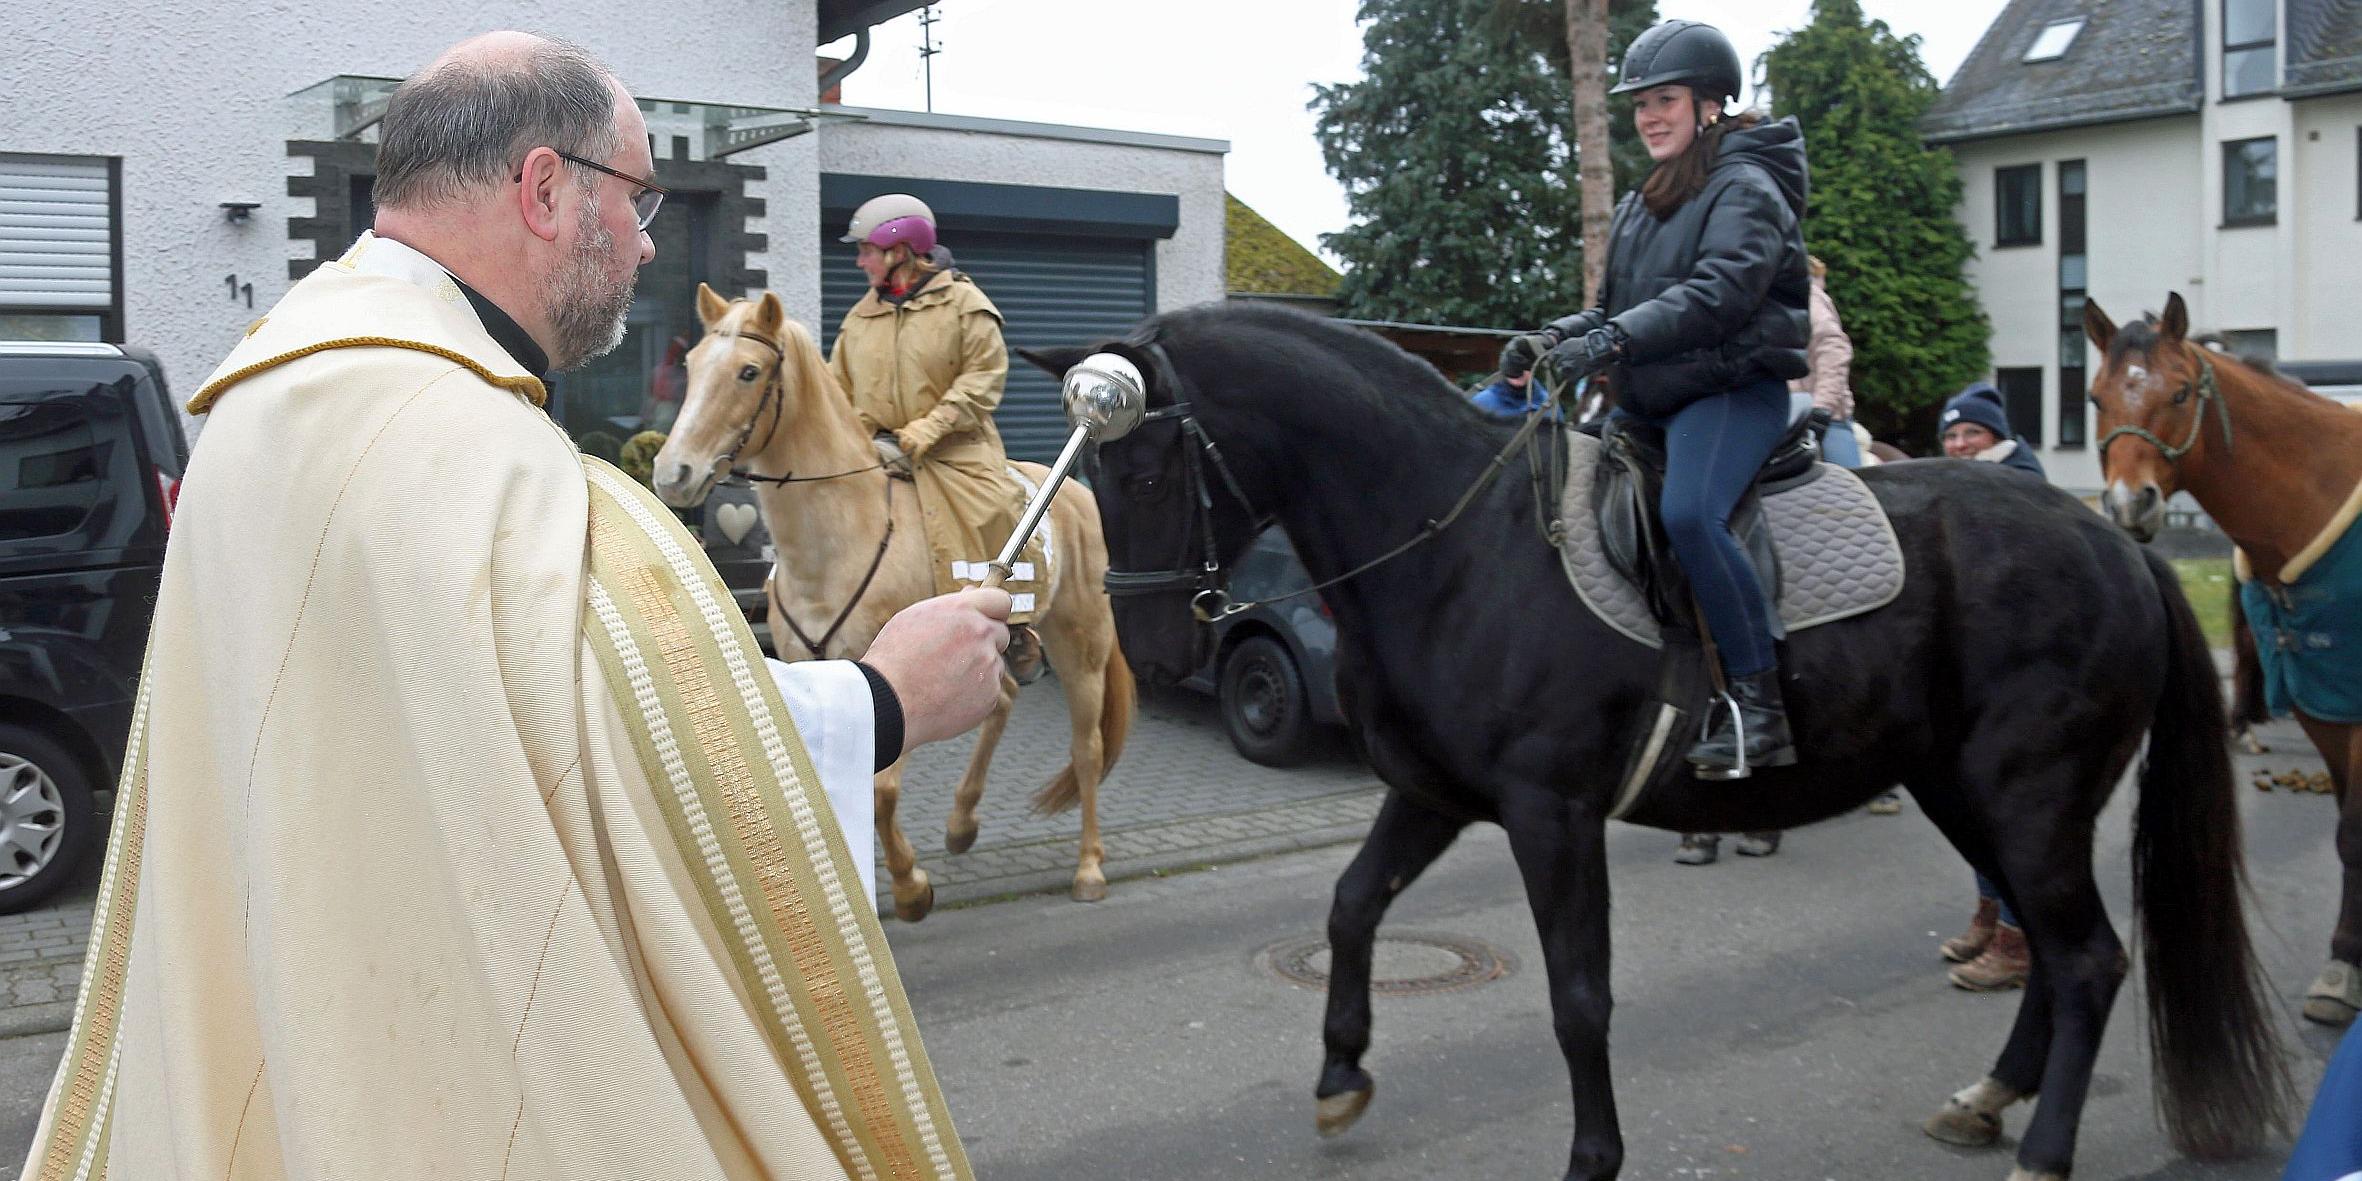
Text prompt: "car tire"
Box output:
[[1219, 635, 1315, 767], [0, 724, 99, 914]]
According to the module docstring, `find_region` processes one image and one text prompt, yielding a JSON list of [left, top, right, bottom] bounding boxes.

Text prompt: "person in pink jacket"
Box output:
[[1794, 255, 1861, 467]]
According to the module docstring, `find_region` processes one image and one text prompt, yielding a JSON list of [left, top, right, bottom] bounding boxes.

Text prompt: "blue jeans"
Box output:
[[1820, 417, 1862, 468], [1616, 376, 1791, 678], [1974, 872, 2023, 928]]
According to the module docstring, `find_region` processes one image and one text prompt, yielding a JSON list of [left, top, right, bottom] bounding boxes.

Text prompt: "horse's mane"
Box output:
[[1153, 302, 1516, 455]]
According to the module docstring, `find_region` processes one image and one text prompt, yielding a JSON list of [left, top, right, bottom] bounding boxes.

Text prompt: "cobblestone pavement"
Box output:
[[0, 675, 1385, 1042]]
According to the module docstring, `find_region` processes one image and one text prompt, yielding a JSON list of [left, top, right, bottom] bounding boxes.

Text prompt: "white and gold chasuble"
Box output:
[[23, 235, 967, 1180]]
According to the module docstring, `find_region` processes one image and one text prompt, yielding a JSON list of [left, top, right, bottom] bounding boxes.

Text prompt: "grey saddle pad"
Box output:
[[1558, 430, 1905, 649]]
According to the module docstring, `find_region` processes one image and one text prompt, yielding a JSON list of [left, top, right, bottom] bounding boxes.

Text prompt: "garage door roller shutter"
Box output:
[[822, 232, 1152, 465], [0, 154, 113, 310]]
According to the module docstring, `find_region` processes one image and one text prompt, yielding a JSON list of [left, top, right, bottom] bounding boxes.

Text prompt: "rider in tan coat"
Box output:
[[828, 195, 1042, 663]]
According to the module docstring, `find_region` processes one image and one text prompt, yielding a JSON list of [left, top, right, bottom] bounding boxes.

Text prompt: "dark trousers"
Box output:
[[1617, 376, 1791, 678]]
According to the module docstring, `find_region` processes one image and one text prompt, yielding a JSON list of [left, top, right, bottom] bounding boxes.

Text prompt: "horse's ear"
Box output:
[[2083, 298, 2116, 354], [1016, 345, 1093, 378], [752, 291, 785, 335], [696, 282, 730, 329], [2160, 292, 2189, 342]]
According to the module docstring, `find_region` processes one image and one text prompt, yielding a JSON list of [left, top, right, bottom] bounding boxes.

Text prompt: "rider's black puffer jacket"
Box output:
[[1599, 117, 1811, 420]]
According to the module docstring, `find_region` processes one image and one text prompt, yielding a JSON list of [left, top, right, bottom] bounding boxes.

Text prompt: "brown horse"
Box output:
[[650, 285, 1133, 921], [2086, 291, 2362, 1024]]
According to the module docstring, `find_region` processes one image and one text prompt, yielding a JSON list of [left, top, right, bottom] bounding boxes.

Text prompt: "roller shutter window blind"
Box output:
[[0, 154, 114, 311]]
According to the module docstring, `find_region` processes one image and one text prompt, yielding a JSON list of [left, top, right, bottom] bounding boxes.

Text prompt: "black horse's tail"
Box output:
[[2134, 549, 2291, 1157]]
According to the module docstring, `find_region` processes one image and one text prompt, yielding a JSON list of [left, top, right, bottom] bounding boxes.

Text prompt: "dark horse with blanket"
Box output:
[[1026, 302, 2288, 1181]]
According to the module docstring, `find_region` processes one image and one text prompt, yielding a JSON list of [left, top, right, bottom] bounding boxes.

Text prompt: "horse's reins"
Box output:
[[2098, 347, 2232, 465], [708, 329, 899, 659], [1104, 340, 1552, 623]]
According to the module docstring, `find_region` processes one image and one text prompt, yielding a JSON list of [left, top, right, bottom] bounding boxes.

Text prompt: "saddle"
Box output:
[[1588, 393, 1829, 639], [1552, 395, 1906, 816]]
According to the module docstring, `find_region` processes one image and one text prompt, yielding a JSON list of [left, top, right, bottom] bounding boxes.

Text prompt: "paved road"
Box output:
[[0, 700, 2343, 1179], [885, 713, 2345, 1181]]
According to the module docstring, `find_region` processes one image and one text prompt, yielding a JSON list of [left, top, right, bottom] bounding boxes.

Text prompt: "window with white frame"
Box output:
[[0, 153, 120, 342], [2024, 19, 2085, 62]]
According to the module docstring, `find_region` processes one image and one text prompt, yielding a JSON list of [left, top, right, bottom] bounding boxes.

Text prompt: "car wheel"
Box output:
[[0, 724, 98, 914], [1219, 635, 1315, 767]]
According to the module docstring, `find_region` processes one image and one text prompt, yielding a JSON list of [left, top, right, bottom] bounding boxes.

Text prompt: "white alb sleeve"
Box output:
[[763, 658, 877, 910]]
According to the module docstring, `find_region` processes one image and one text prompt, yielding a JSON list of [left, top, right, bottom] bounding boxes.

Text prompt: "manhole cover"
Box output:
[[1256, 932, 1513, 997]]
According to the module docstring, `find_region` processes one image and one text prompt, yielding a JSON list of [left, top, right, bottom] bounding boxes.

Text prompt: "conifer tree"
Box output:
[[1762, 0, 1990, 445]]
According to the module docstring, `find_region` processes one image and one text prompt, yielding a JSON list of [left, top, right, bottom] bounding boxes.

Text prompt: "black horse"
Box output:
[[1024, 303, 2288, 1181]]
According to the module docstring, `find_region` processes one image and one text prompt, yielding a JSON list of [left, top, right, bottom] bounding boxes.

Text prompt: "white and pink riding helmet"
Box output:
[[841, 193, 938, 256]]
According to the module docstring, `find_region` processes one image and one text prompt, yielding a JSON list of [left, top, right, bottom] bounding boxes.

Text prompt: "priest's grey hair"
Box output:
[[374, 36, 622, 210]]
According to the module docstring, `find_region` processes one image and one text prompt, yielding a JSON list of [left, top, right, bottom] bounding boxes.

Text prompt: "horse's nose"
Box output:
[[652, 461, 697, 505], [2104, 480, 2164, 542]]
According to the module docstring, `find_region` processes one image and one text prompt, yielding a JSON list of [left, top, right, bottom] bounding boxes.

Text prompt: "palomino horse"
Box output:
[[1026, 302, 2289, 1181], [2087, 292, 2362, 1024], [652, 285, 1133, 921]]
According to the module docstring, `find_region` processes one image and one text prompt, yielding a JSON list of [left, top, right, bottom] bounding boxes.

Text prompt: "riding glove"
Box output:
[[1498, 332, 1558, 380], [1546, 323, 1628, 380], [1499, 310, 1608, 379]]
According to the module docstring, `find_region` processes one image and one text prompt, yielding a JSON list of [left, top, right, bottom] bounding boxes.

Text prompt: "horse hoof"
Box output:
[[945, 825, 977, 855], [894, 874, 936, 923], [2305, 961, 2362, 1025], [1315, 1086, 1372, 1138], [2304, 995, 2358, 1026], [1924, 1104, 2004, 1147], [1071, 874, 1107, 903]]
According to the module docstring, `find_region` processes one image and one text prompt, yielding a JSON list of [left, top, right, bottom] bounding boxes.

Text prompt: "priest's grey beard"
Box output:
[[548, 196, 635, 371]]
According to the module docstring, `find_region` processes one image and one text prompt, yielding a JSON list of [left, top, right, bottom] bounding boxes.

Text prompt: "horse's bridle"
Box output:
[[696, 328, 898, 659], [710, 332, 884, 486], [2098, 347, 2232, 468], [1099, 392, 1271, 623]]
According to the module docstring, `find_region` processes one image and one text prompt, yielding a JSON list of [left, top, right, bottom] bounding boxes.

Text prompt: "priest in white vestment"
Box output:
[[22, 33, 1008, 1181]]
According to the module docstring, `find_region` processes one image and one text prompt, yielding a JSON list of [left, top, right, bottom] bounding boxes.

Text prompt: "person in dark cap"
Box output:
[[1929, 378, 2048, 989], [1939, 382, 2046, 478]]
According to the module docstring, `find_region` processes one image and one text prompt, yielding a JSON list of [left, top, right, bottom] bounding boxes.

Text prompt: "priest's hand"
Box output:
[[865, 588, 1012, 757]]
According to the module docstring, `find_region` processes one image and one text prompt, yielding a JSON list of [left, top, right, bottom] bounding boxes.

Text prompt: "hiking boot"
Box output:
[[1941, 897, 2000, 964], [1004, 623, 1047, 685], [1673, 833, 1720, 865], [1866, 789, 1904, 815], [1948, 923, 2029, 991], [1734, 831, 1782, 857], [1688, 670, 1798, 780]]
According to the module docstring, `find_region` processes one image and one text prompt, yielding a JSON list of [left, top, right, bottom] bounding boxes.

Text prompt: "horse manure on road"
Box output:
[[2252, 768, 2336, 794]]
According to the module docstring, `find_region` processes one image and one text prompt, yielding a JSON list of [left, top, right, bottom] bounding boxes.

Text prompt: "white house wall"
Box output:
[[1949, 117, 2204, 492], [1, 1, 818, 400], [815, 116, 1226, 329], [2292, 93, 2362, 357]]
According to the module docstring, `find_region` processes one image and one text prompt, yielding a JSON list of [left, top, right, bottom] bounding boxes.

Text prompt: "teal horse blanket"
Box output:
[[2242, 514, 2362, 724]]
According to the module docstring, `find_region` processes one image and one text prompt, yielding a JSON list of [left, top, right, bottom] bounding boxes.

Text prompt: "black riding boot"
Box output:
[[1687, 670, 1797, 780]]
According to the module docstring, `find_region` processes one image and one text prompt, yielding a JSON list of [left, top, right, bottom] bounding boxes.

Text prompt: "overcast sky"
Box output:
[[828, 1, 2007, 264]]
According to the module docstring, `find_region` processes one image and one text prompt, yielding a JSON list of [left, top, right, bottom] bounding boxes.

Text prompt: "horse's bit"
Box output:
[[2097, 348, 2232, 467]]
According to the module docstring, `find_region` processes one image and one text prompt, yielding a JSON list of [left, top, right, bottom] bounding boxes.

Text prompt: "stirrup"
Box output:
[[1690, 691, 1752, 782]]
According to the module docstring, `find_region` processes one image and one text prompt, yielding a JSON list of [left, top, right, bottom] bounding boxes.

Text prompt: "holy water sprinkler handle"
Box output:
[[981, 353, 1147, 590]]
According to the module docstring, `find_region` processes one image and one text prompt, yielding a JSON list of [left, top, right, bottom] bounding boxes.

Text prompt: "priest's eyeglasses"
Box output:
[[532, 150, 668, 230]]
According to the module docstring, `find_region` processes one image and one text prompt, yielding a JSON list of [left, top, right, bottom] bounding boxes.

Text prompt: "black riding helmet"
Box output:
[[1610, 19, 1743, 105]]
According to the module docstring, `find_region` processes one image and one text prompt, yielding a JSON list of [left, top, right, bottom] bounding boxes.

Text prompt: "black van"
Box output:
[[0, 342, 188, 911]]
